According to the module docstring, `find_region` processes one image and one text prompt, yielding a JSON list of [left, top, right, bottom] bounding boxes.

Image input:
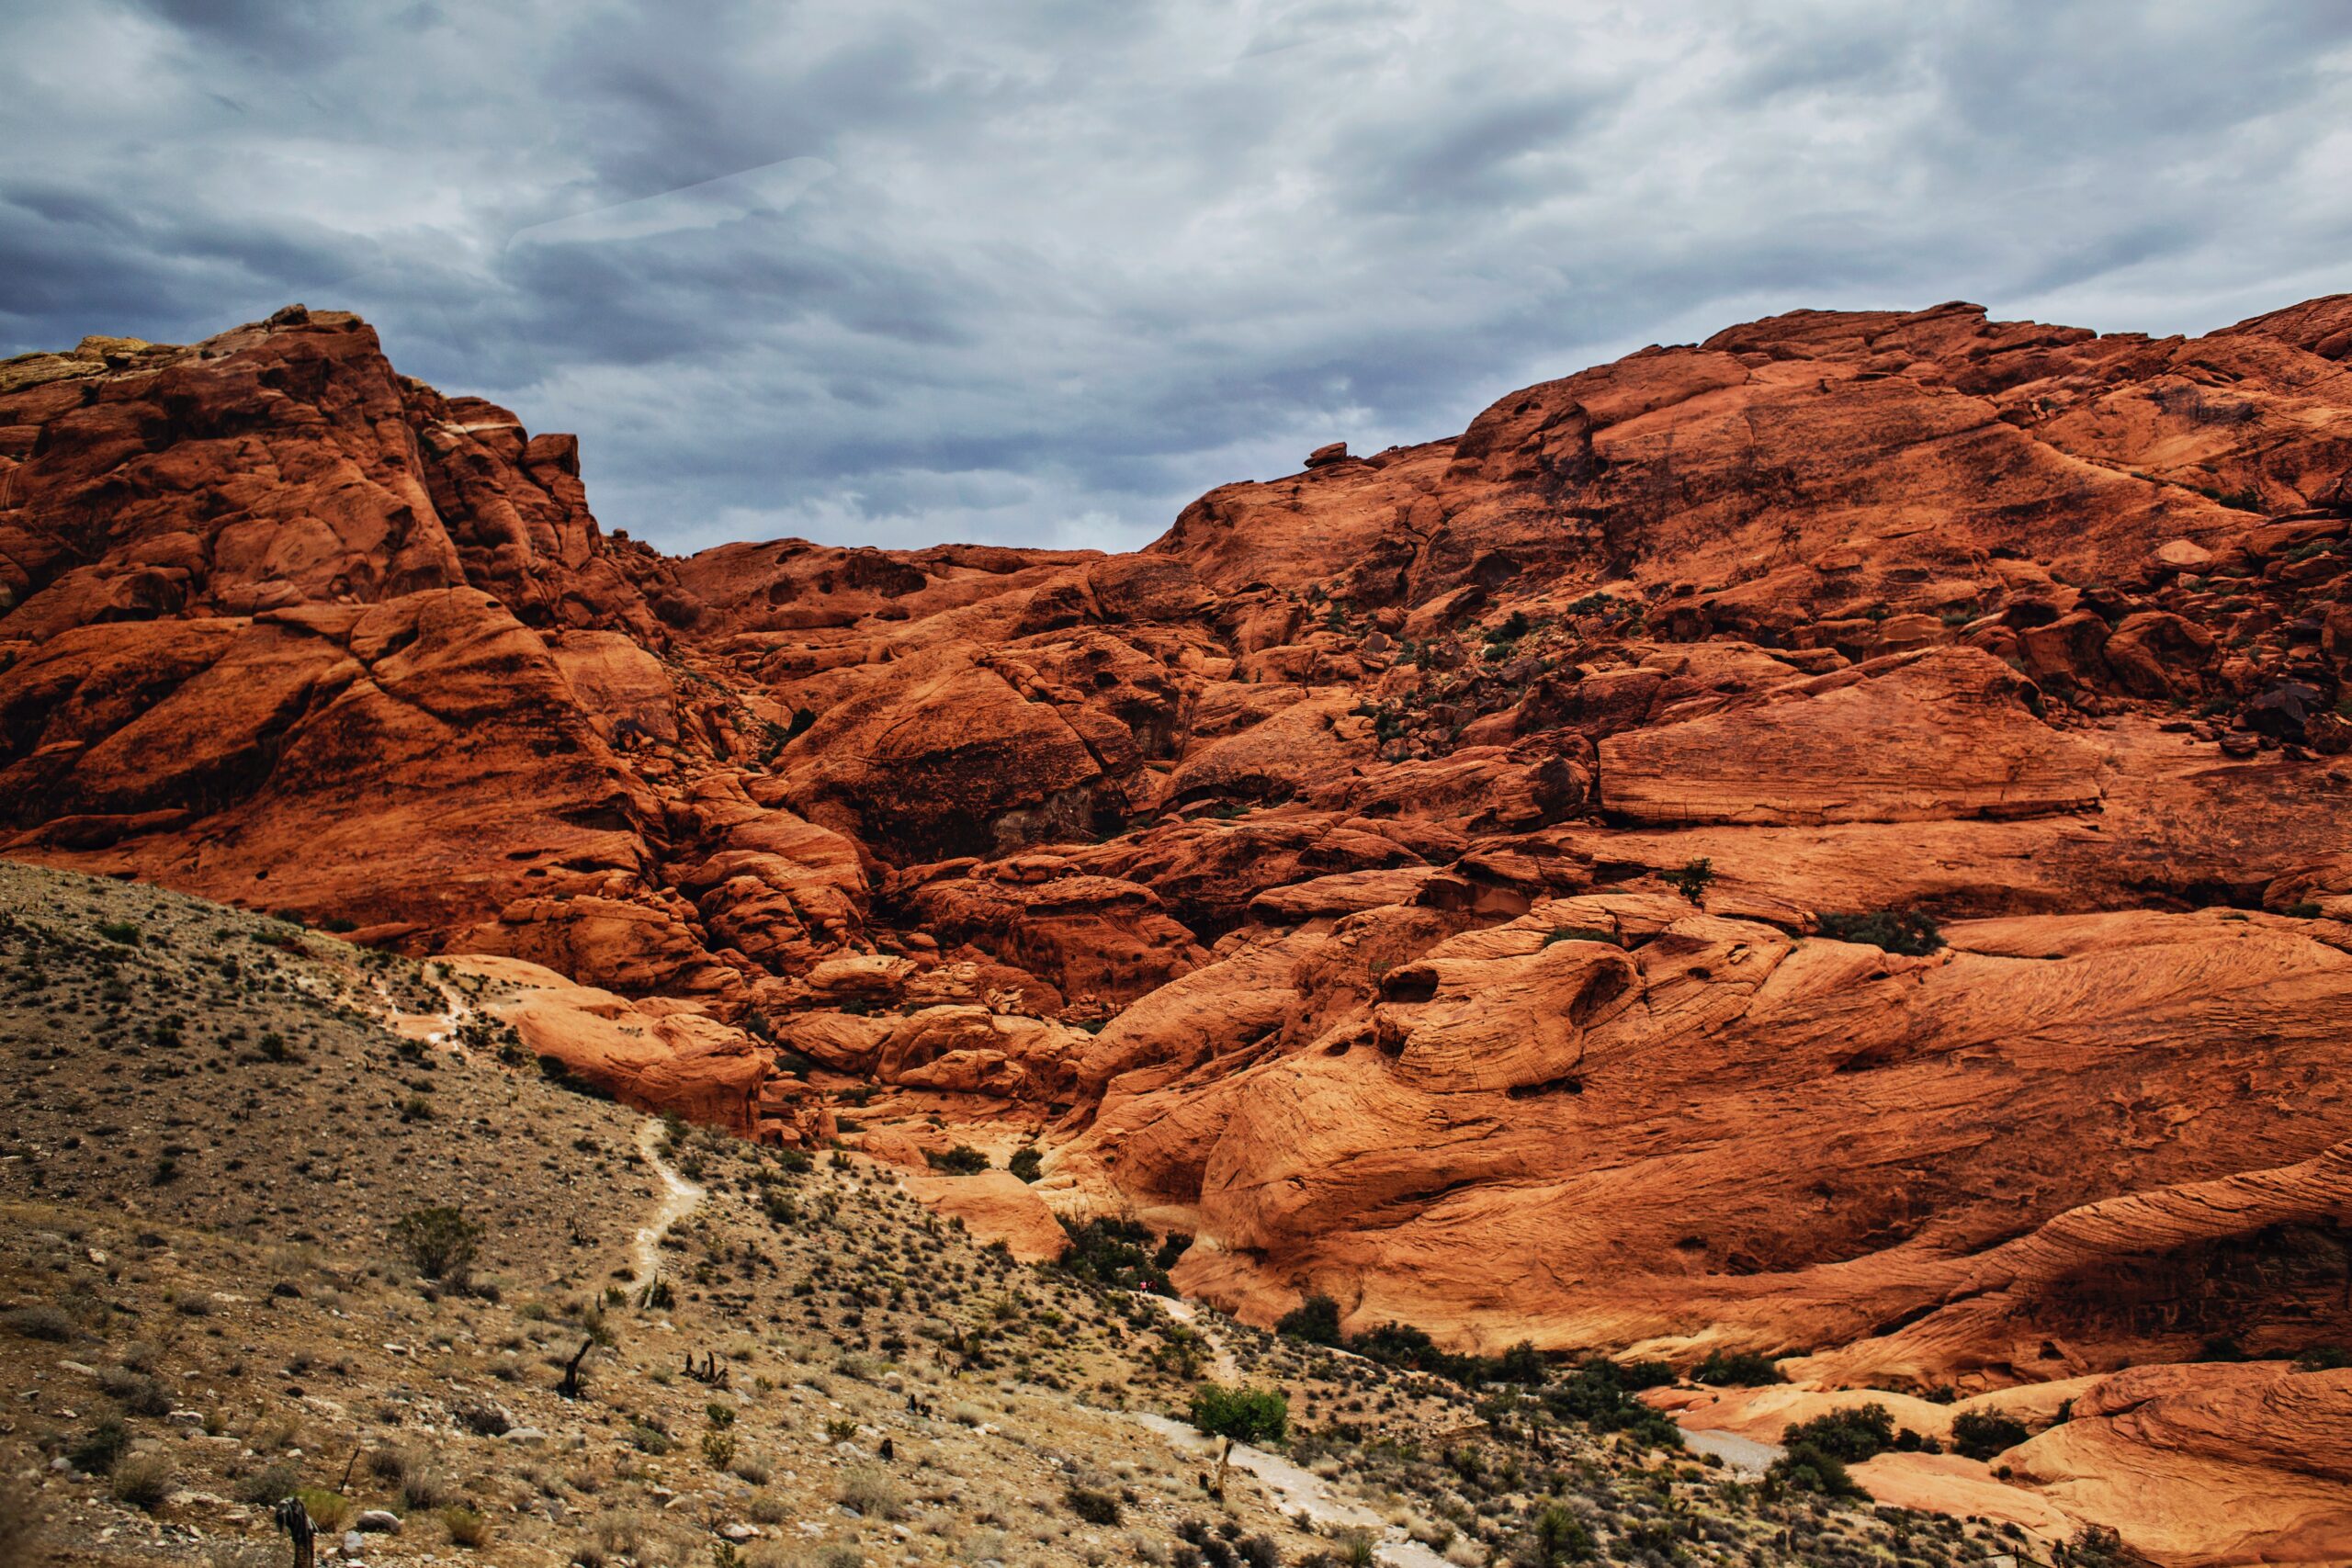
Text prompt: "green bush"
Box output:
[[1008, 1145, 1044, 1183], [1495, 1340, 1546, 1384], [922, 1145, 989, 1175], [1543, 1359, 1685, 1450], [1063, 1483, 1122, 1525], [1057, 1217, 1184, 1293], [1951, 1409, 2030, 1460], [1528, 1501, 1596, 1564], [1768, 1442, 1863, 1498], [1780, 1403, 1894, 1462], [1189, 1382, 1288, 1448], [96, 920, 141, 946], [1275, 1292, 1343, 1346], [1691, 1349, 1783, 1386], [1815, 910, 1945, 955]]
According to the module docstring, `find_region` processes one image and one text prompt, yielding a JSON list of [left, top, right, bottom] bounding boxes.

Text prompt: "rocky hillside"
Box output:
[[1, 862, 1973, 1568], [5, 299, 2352, 1561]]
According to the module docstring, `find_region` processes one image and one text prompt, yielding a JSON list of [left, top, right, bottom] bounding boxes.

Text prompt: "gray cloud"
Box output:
[[3, 1, 2348, 555]]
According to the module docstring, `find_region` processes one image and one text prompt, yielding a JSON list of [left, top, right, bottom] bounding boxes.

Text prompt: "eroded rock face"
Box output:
[[7, 297, 2352, 1556], [1597, 646, 2105, 825]]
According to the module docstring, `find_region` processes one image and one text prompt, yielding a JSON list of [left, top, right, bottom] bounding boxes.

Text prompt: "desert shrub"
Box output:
[[1275, 1292, 1343, 1346], [1767, 1442, 1863, 1498], [2293, 1344, 2351, 1371], [441, 1506, 492, 1547], [96, 920, 141, 946], [1691, 1349, 1783, 1386], [453, 1402, 509, 1438], [1495, 1340, 1546, 1384], [2284, 901, 2324, 919], [99, 1367, 172, 1416], [1009, 1146, 1044, 1183], [390, 1206, 483, 1282], [1543, 1360, 1685, 1450], [1345, 1319, 1486, 1382], [1057, 1217, 1184, 1293], [700, 1431, 737, 1470], [1064, 1483, 1123, 1525], [1542, 928, 1620, 948], [629, 1421, 674, 1456], [70, 1419, 130, 1475], [110, 1452, 174, 1511], [837, 1462, 906, 1519], [1527, 1501, 1596, 1565], [234, 1461, 302, 1505], [295, 1487, 354, 1532], [2, 1304, 74, 1342], [1815, 909, 1945, 955], [1780, 1403, 1894, 1462], [397, 1464, 456, 1512], [922, 1145, 989, 1175], [2068, 1525, 2135, 1567], [1951, 1409, 2030, 1460]]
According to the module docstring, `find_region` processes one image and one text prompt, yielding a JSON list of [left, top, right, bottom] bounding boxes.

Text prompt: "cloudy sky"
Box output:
[[5, 3, 2349, 555]]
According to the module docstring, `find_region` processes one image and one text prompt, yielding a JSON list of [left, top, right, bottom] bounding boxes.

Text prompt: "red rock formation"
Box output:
[[6, 297, 2352, 1554]]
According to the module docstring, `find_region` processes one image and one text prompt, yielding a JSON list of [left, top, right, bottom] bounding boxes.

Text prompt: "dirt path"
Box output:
[[1129, 1411, 1449, 1568], [1155, 1294, 1242, 1382], [631, 1117, 706, 1293]]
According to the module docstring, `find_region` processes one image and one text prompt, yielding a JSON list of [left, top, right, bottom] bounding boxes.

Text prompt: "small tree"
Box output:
[[1189, 1382, 1287, 1495], [390, 1206, 483, 1284], [1662, 857, 1714, 904], [1008, 1146, 1044, 1183]]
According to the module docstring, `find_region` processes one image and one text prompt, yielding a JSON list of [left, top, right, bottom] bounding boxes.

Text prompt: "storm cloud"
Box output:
[[5, 2, 2348, 552]]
